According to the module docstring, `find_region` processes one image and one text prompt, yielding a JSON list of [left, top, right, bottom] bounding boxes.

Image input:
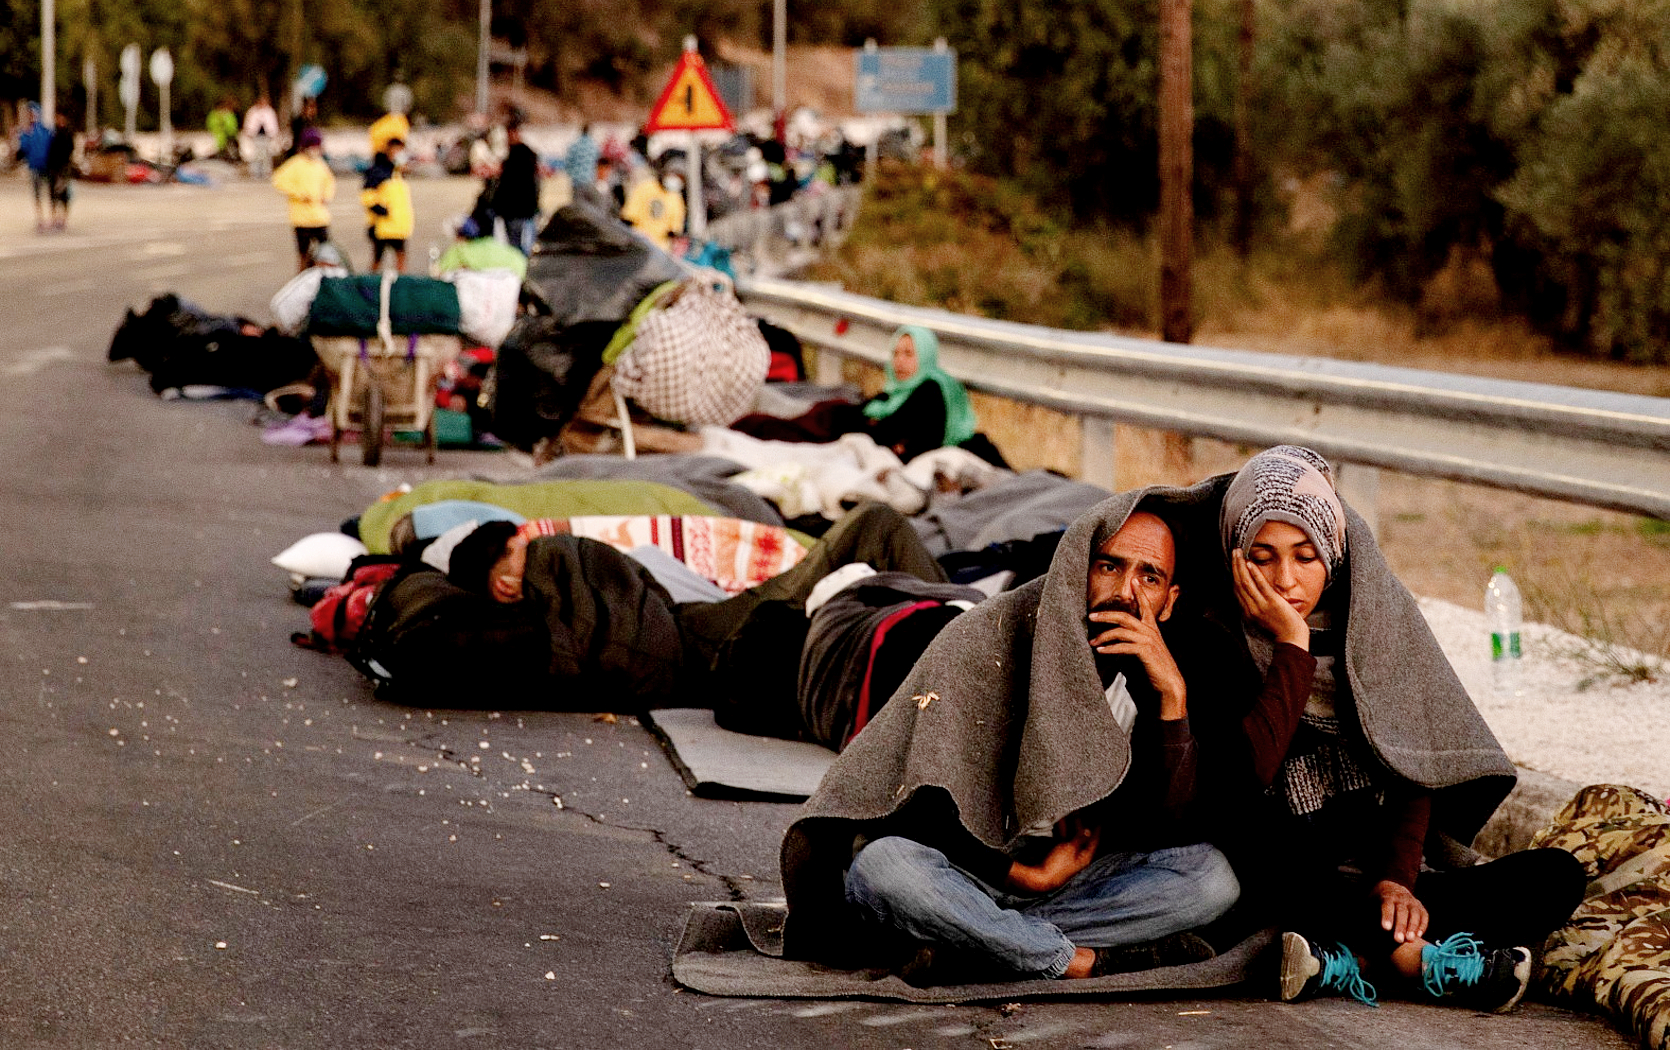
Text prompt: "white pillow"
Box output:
[[272, 532, 368, 583]]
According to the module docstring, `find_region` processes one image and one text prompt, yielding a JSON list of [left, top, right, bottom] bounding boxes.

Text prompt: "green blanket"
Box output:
[[358, 479, 721, 553]]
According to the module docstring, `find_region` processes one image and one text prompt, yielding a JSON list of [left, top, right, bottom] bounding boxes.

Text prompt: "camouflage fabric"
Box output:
[[1531, 783, 1670, 1048], [1611, 963, 1670, 1050]]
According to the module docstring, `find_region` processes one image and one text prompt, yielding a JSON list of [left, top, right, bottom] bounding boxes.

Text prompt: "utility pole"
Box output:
[[41, 0, 56, 126], [1232, 0, 1255, 256], [772, 0, 786, 115], [1158, 0, 1194, 344]]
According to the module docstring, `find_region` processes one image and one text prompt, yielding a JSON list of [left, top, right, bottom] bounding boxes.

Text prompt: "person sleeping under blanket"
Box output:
[[432, 502, 949, 712]]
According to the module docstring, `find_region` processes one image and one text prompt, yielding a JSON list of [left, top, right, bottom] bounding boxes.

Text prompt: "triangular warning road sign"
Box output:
[[645, 51, 734, 132]]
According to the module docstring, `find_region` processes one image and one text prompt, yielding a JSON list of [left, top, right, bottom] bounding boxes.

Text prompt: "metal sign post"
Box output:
[[150, 48, 174, 163], [119, 44, 140, 141], [82, 55, 97, 137], [40, 0, 55, 127]]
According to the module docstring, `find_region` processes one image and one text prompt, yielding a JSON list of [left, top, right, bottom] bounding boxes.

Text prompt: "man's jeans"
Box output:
[[845, 835, 1239, 979]]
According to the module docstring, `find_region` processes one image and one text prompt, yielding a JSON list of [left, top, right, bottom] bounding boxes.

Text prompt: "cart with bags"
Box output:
[[309, 271, 464, 466]]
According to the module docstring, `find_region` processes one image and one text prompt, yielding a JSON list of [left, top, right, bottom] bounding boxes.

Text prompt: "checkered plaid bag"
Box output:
[[612, 277, 769, 427]]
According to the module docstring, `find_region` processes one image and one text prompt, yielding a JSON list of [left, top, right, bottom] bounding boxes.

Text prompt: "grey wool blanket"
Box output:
[[1180, 471, 1517, 848], [780, 484, 1207, 966]]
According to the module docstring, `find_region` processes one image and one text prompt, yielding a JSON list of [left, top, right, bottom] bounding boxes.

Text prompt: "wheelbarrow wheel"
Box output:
[[361, 380, 385, 467]]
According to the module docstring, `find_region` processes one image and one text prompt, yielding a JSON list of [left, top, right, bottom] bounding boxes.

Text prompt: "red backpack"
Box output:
[[291, 559, 406, 654]]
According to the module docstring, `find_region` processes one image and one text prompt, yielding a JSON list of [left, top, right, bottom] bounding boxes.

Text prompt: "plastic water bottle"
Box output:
[[1486, 568, 1523, 695]]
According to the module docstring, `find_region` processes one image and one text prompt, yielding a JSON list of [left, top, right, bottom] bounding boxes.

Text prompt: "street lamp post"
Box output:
[[41, 0, 56, 125], [476, 0, 490, 115]]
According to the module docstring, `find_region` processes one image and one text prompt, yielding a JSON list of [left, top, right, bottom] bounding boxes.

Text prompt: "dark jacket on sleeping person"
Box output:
[[519, 534, 689, 702]]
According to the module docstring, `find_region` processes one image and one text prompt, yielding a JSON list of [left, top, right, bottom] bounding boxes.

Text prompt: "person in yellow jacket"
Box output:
[[361, 137, 415, 272], [619, 170, 687, 250], [271, 127, 336, 271]]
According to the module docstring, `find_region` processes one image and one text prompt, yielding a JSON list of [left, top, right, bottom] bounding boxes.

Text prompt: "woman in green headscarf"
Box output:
[[862, 325, 978, 462]]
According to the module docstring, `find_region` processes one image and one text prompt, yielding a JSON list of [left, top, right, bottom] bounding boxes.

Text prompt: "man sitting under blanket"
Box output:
[[778, 492, 1239, 983]]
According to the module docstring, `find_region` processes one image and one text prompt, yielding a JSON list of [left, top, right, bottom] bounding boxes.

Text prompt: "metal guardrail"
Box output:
[[704, 186, 863, 275], [736, 276, 1670, 523]]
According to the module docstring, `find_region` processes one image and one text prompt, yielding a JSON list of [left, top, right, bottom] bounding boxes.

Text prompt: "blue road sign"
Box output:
[[855, 47, 957, 114]]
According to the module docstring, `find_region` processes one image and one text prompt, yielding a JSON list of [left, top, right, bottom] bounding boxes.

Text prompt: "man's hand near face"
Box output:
[[1087, 587, 1187, 721]]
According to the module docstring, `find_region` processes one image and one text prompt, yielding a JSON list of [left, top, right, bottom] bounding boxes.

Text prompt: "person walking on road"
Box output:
[[491, 115, 541, 255], [286, 96, 318, 160], [243, 94, 280, 179], [16, 102, 53, 233], [361, 137, 414, 272], [564, 123, 599, 200], [272, 127, 336, 272], [44, 110, 76, 232]]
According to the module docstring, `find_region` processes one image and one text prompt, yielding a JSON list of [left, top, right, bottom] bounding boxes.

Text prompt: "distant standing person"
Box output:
[[491, 116, 540, 254], [272, 127, 336, 272], [207, 96, 241, 160], [361, 137, 413, 272], [16, 102, 53, 233], [44, 111, 76, 232], [243, 94, 279, 178], [287, 96, 318, 159], [564, 124, 599, 198]]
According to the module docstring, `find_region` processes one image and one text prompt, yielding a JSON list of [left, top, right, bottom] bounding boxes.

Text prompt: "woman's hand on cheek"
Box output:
[[1232, 551, 1309, 649]]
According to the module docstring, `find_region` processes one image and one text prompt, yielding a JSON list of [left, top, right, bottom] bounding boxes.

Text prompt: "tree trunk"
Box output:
[[1159, 0, 1195, 344]]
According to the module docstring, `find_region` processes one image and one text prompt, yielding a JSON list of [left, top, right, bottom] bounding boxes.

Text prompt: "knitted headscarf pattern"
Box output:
[[1219, 445, 1348, 584]]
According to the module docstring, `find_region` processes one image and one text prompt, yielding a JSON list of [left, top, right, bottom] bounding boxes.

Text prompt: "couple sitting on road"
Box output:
[[443, 444, 1584, 1008], [778, 445, 1585, 1009]]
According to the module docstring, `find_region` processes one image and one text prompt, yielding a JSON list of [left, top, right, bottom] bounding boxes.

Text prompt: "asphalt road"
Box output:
[[0, 174, 1630, 1049]]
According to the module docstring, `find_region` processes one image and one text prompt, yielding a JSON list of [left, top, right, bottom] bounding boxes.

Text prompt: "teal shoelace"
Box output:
[[1319, 942, 1379, 1006], [1422, 932, 1486, 998]]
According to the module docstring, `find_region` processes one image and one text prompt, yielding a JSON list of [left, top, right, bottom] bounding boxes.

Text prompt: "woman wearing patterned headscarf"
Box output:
[[1211, 446, 1583, 1013]]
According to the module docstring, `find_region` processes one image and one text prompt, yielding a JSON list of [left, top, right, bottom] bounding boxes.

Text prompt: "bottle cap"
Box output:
[[1492, 565, 1508, 575]]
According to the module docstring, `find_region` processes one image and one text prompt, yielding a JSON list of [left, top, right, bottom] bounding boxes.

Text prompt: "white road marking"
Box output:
[[136, 241, 188, 258], [206, 879, 261, 896], [2, 346, 76, 376], [8, 600, 94, 610]]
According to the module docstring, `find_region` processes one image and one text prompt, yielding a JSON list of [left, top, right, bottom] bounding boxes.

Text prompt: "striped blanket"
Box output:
[[522, 516, 806, 595]]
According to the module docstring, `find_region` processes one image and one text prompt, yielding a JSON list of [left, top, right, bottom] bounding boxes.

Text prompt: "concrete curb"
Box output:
[[1476, 765, 1584, 858]]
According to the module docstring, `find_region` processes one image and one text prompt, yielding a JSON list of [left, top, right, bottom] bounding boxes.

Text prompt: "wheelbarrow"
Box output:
[[314, 331, 462, 466]]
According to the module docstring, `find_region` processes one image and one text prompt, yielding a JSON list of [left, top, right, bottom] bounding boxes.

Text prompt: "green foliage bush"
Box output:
[[1251, 0, 1670, 361]]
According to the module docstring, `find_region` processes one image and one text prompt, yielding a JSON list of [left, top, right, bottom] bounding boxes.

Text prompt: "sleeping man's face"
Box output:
[[489, 532, 529, 604]]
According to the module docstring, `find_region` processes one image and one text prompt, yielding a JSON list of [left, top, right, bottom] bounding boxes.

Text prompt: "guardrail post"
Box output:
[[1080, 418, 1117, 491], [1337, 462, 1380, 539], [814, 347, 845, 387]]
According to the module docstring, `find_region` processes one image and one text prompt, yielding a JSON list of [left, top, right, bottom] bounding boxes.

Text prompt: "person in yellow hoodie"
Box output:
[[619, 169, 687, 250], [272, 127, 336, 271], [361, 137, 414, 272]]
